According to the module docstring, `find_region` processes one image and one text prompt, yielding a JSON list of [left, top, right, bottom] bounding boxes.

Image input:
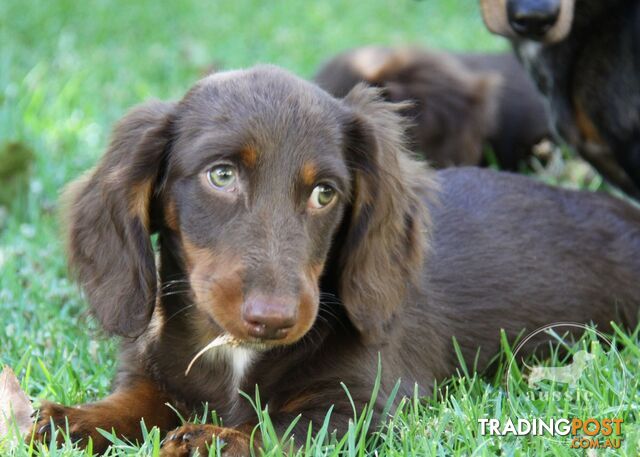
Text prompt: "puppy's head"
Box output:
[[480, 0, 575, 43], [64, 66, 432, 347]]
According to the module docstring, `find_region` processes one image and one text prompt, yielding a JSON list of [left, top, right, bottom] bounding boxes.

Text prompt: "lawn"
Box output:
[[0, 0, 638, 455]]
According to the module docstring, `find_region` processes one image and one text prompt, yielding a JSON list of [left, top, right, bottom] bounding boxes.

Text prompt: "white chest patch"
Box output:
[[203, 345, 256, 393]]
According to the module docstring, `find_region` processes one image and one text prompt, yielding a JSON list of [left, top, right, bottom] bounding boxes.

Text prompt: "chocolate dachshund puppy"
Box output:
[[30, 66, 640, 456]]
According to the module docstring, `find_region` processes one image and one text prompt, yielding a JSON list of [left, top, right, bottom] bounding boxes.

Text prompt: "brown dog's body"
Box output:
[[315, 46, 552, 170], [455, 52, 551, 169], [32, 66, 640, 456]]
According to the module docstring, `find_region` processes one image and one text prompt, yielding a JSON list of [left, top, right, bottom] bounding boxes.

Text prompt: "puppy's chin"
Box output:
[[201, 312, 315, 351], [222, 327, 313, 351], [196, 330, 307, 355], [222, 337, 271, 352]]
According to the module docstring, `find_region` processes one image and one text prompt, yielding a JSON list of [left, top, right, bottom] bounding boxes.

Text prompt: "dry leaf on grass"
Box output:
[[0, 366, 34, 440]]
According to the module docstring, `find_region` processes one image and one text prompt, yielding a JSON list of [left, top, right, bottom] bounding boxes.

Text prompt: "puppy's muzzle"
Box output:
[[507, 0, 560, 39]]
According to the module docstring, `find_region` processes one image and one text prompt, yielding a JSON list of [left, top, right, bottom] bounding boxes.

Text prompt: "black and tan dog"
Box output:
[[30, 66, 640, 456], [480, 0, 640, 197], [315, 46, 553, 171]]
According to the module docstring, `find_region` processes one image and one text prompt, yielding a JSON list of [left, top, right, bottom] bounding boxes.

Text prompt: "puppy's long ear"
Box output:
[[340, 85, 437, 344], [64, 100, 175, 337]]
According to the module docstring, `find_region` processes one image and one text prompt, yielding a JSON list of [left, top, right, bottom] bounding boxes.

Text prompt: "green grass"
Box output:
[[0, 1, 638, 455]]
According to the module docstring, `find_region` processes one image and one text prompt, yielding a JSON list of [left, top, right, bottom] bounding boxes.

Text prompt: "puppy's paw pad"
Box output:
[[161, 424, 249, 457]]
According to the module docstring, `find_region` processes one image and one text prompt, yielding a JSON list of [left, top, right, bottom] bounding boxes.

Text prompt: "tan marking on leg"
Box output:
[[574, 97, 604, 145]]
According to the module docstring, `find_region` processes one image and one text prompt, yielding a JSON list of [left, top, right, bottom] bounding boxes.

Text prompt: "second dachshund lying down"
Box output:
[[315, 46, 552, 170], [32, 66, 640, 456]]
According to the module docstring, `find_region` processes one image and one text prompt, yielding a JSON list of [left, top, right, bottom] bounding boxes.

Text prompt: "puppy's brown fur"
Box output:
[[315, 47, 552, 170], [31, 66, 640, 456], [456, 52, 552, 170]]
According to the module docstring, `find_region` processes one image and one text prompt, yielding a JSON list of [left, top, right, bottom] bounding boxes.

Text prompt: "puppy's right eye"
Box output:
[[308, 184, 336, 210], [207, 165, 237, 191]]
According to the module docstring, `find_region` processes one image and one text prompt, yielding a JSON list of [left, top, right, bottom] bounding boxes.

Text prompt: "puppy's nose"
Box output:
[[507, 0, 560, 39], [242, 297, 296, 340]]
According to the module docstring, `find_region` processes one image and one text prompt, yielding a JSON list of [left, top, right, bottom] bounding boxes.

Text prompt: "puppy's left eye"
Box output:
[[308, 184, 336, 210], [207, 165, 237, 191]]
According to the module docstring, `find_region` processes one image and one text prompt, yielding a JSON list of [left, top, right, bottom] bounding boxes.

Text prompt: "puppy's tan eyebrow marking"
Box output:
[[301, 162, 318, 186], [239, 145, 258, 168]]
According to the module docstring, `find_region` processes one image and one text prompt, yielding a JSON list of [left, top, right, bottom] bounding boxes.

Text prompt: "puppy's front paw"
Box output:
[[28, 401, 111, 452], [161, 423, 251, 457]]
